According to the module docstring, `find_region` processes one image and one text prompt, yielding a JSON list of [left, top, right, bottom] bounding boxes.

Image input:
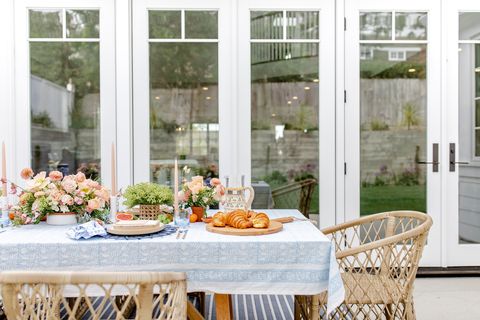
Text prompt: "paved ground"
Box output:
[[414, 277, 480, 319]]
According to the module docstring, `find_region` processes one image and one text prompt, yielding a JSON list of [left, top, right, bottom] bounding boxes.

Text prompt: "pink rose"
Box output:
[[75, 172, 86, 183], [210, 178, 221, 186], [86, 180, 100, 190], [61, 178, 77, 193], [20, 168, 34, 180], [95, 189, 110, 201], [60, 194, 74, 206], [74, 197, 84, 205], [48, 171, 63, 181], [87, 198, 101, 212]]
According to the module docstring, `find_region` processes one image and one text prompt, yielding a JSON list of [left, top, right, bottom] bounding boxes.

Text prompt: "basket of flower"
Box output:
[[178, 176, 224, 222], [122, 183, 173, 220], [11, 168, 110, 225]]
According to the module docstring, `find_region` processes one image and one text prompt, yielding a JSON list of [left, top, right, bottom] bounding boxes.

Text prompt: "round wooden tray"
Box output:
[[205, 221, 283, 236], [107, 223, 165, 236]]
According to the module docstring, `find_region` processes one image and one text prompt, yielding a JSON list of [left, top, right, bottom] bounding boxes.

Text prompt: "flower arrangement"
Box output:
[[122, 183, 173, 208], [179, 176, 224, 209], [11, 168, 110, 225]]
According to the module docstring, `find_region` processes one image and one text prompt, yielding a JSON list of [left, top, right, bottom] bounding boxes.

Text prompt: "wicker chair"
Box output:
[[271, 179, 317, 218], [0, 271, 187, 320], [295, 211, 433, 320]]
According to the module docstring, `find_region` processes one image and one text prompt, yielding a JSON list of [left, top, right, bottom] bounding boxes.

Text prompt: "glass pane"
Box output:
[[459, 12, 480, 41], [149, 11, 181, 39], [29, 9, 62, 38], [360, 12, 392, 40], [149, 43, 218, 185], [185, 11, 218, 39], [30, 42, 101, 179], [66, 10, 99, 38], [476, 44, 480, 97], [477, 130, 480, 157], [287, 11, 319, 40], [477, 100, 480, 127], [395, 12, 427, 40], [251, 43, 319, 214], [251, 11, 283, 39], [360, 44, 427, 215]]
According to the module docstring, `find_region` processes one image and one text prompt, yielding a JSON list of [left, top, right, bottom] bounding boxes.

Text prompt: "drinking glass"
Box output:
[[174, 207, 191, 231]]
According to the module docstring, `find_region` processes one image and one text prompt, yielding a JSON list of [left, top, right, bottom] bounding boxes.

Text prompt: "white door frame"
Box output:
[[344, 0, 442, 266], [132, 0, 234, 184], [445, 0, 480, 266], [13, 0, 116, 189], [238, 0, 337, 228]]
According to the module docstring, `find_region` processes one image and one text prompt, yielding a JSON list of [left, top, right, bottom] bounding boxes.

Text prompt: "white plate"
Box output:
[[107, 223, 165, 235]]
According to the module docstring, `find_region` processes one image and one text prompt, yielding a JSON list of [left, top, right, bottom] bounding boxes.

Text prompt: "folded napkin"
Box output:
[[66, 220, 107, 240]]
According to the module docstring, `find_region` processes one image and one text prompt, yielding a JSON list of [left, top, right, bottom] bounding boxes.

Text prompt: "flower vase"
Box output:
[[46, 212, 77, 225], [191, 206, 206, 220]]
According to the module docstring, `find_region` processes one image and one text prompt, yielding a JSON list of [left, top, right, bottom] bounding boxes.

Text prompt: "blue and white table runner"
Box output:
[[0, 209, 345, 314]]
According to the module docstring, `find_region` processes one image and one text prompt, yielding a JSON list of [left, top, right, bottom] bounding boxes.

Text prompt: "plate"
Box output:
[[107, 223, 165, 236], [205, 221, 283, 236]]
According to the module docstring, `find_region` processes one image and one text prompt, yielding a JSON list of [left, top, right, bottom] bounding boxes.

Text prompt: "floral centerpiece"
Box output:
[[178, 176, 224, 221], [122, 182, 173, 220], [11, 168, 110, 225]]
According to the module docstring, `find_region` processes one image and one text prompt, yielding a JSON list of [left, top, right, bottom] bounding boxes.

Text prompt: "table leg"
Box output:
[[215, 294, 233, 320]]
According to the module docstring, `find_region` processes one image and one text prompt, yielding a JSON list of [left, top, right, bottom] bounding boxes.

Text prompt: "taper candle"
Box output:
[[111, 142, 117, 196], [174, 158, 179, 214], [1, 142, 7, 197]]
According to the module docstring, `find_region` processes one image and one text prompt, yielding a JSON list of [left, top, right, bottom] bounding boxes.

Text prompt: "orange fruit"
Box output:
[[116, 212, 133, 221], [190, 213, 198, 223], [8, 212, 15, 220]]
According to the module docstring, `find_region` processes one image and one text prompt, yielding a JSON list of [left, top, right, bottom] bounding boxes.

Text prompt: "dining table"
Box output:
[[0, 209, 345, 319]]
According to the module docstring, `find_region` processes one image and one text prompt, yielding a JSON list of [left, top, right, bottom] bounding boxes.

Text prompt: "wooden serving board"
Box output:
[[205, 220, 283, 236], [107, 223, 165, 236]]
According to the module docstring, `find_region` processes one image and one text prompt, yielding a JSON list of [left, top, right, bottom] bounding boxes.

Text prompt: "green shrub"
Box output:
[[123, 183, 173, 208], [370, 118, 389, 131]]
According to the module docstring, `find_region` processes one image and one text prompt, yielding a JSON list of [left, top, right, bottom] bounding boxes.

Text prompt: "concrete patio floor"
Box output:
[[414, 277, 480, 319]]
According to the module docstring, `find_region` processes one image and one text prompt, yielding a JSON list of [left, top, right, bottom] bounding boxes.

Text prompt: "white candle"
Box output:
[[174, 158, 179, 214], [1, 142, 7, 198], [111, 142, 117, 196]]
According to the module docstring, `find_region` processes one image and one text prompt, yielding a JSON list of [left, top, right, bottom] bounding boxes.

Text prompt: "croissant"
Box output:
[[227, 210, 253, 229], [212, 212, 227, 227], [251, 212, 270, 229]]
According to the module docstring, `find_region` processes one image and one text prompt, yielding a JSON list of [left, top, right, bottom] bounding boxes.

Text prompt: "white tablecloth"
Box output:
[[0, 209, 344, 313]]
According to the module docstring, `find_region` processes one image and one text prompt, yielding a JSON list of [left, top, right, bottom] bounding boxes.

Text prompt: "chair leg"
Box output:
[[294, 296, 301, 320], [385, 303, 393, 320], [311, 296, 320, 320]]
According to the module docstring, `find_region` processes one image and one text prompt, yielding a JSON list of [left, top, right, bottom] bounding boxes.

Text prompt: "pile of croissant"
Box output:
[[212, 210, 270, 229]]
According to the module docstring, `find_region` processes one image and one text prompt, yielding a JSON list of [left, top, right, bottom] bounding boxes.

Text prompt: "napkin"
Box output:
[[66, 220, 107, 240]]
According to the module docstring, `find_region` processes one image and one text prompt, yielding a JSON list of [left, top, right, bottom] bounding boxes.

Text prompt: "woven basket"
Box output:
[[136, 205, 162, 220]]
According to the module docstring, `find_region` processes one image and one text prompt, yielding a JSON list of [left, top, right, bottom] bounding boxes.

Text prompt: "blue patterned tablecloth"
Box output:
[[0, 209, 345, 313]]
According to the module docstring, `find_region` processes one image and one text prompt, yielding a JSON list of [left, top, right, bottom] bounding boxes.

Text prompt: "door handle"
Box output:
[[449, 143, 469, 172], [416, 143, 439, 172]]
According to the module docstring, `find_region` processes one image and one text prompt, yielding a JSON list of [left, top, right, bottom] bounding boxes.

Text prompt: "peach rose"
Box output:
[[74, 196, 84, 205], [61, 177, 77, 193], [20, 168, 34, 180], [87, 198, 101, 212], [191, 176, 203, 185], [210, 178, 221, 186], [48, 171, 63, 181], [94, 189, 110, 201], [60, 194, 74, 206], [75, 172, 86, 183]]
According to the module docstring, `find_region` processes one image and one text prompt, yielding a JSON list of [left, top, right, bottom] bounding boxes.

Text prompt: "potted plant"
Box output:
[[11, 168, 110, 225], [178, 176, 224, 222], [122, 182, 173, 220]]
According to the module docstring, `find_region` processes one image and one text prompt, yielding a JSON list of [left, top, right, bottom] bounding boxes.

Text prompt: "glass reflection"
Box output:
[[360, 12, 392, 40], [395, 12, 427, 40]]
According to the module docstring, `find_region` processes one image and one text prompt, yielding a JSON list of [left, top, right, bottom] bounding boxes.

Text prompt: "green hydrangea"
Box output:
[[123, 183, 173, 208]]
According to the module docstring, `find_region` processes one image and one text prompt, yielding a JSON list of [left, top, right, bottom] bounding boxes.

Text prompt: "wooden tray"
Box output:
[[205, 221, 283, 236], [107, 223, 165, 236]]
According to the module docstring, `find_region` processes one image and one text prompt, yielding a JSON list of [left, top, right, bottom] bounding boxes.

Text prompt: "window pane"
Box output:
[[395, 12, 427, 40], [149, 43, 218, 184], [360, 12, 392, 40], [477, 100, 480, 127], [459, 12, 480, 41], [29, 9, 63, 38], [251, 11, 283, 39], [476, 130, 480, 157], [476, 44, 480, 97], [30, 42, 101, 179], [287, 11, 319, 40], [66, 10, 99, 38], [185, 11, 218, 39], [251, 43, 319, 213], [360, 44, 427, 215], [149, 11, 181, 39]]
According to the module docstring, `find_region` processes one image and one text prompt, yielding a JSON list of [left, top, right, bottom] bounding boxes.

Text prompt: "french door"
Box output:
[[344, 0, 442, 265], [445, 0, 480, 266]]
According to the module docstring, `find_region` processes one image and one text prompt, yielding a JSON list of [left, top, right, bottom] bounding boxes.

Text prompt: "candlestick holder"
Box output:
[[109, 195, 118, 224], [0, 196, 10, 227]]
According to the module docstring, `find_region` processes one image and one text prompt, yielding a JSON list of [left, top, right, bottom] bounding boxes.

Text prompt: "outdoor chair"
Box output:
[[271, 178, 317, 219], [295, 210, 433, 320], [0, 271, 189, 320]]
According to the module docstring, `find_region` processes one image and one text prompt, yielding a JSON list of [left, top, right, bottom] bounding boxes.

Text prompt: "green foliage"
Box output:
[[261, 170, 288, 189], [31, 111, 54, 128], [157, 213, 172, 224], [370, 118, 389, 131], [402, 103, 420, 130], [123, 183, 173, 208]]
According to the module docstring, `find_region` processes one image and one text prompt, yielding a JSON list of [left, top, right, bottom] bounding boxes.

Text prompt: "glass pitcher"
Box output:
[[223, 186, 255, 213]]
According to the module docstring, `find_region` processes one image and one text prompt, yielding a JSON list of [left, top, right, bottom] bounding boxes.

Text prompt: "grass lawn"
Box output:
[[360, 185, 426, 215]]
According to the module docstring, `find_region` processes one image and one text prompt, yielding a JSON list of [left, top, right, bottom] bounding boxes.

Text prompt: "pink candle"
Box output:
[[111, 142, 117, 196], [174, 158, 179, 213], [1, 142, 6, 197]]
